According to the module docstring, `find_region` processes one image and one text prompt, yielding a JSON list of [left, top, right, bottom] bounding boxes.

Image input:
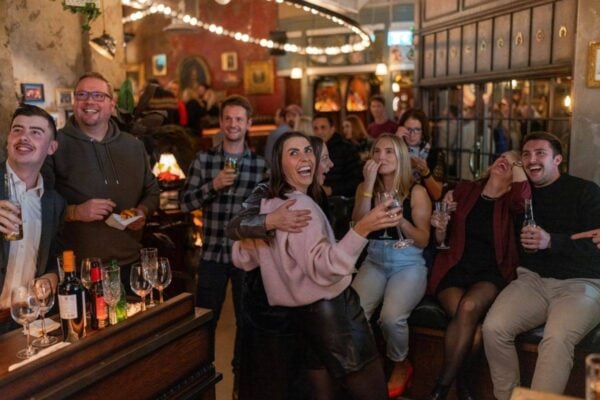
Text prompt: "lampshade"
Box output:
[[375, 63, 388, 76], [89, 32, 117, 60], [290, 67, 303, 80]]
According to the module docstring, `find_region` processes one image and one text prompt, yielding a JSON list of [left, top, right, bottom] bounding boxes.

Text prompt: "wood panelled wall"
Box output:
[[415, 0, 576, 86]]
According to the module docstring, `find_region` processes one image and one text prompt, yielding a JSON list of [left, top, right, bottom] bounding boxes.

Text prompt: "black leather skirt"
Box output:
[[295, 286, 379, 379]]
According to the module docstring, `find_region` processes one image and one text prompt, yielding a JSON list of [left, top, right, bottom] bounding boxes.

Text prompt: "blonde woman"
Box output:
[[352, 134, 432, 398]]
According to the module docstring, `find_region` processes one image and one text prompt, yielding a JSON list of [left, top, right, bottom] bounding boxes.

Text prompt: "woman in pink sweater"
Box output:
[[232, 131, 404, 400]]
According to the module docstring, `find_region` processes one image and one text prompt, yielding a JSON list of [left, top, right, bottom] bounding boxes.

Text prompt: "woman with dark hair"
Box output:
[[396, 108, 444, 201], [427, 151, 530, 400], [232, 131, 404, 400]]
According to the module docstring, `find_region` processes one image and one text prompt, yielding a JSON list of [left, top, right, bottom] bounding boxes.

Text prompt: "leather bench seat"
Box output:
[[408, 295, 600, 352]]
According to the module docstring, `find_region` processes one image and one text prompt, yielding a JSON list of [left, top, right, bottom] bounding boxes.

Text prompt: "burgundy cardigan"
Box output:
[[428, 180, 531, 294]]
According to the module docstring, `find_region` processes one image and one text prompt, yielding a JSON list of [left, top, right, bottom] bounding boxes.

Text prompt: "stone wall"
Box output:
[[0, 0, 124, 156], [570, 0, 600, 184]]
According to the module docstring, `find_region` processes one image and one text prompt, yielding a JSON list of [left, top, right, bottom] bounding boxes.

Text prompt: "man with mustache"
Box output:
[[482, 131, 600, 399], [43, 72, 159, 283], [0, 105, 65, 333], [180, 95, 267, 398]]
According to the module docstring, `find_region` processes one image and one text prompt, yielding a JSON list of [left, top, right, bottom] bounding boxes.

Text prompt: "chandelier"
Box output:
[[122, 0, 373, 55]]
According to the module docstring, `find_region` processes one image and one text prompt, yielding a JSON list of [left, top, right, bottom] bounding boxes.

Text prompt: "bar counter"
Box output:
[[0, 293, 221, 399]]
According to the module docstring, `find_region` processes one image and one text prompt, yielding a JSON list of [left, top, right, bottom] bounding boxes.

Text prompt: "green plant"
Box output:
[[60, 1, 102, 32]]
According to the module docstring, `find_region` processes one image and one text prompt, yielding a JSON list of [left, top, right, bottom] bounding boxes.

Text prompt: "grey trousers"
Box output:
[[482, 267, 600, 400]]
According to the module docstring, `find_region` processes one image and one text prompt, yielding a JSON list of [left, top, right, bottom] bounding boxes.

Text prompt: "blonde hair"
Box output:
[[370, 134, 413, 199], [294, 116, 314, 136]]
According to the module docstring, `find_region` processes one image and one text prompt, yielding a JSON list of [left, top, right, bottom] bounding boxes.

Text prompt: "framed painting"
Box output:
[[152, 54, 167, 76], [244, 60, 274, 95], [587, 41, 600, 88], [221, 52, 238, 72], [56, 88, 74, 107], [21, 83, 45, 103]]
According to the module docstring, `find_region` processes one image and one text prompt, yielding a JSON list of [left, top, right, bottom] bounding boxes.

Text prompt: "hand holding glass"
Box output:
[[130, 263, 151, 311], [30, 278, 58, 347], [223, 157, 238, 195], [11, 285, 40, 359], [377, 191, 413, 249], [434, 201, 451, 250]]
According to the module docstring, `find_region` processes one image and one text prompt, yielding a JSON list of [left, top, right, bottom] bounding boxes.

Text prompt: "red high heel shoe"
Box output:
[[387, 364, 414, 398]]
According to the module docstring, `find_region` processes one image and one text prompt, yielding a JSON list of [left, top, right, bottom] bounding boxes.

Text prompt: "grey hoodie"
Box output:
[[43, 118, 159, 265]]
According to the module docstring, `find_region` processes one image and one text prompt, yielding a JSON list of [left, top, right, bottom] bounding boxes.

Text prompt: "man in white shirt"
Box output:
[[0, 105, 65, 333]]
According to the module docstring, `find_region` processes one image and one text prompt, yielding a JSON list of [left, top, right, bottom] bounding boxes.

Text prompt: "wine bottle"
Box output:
[[58, 250, 86, 342], [89, 260, 107, 330]]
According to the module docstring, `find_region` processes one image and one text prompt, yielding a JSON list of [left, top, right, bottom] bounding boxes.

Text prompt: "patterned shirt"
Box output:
[[181, 143, 267, 264]]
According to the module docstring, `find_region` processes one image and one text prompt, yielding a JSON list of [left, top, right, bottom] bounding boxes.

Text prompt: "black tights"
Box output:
[[436, 282, 499, 386], [307, 358, 388, 400]]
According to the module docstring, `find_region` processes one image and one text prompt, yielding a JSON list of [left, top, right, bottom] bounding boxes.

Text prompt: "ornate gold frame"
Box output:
[[587, 41, 600, 88]]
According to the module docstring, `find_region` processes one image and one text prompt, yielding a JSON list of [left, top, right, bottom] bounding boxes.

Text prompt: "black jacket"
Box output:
[[324, 133, 362, 197]]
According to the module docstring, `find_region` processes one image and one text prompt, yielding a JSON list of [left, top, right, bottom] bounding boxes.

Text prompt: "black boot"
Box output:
[[456, 376, 476, 400], [428, 382, 450, 400]]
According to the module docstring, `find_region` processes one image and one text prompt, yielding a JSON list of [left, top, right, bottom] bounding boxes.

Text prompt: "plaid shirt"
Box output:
[[181, 143, 267, 263]]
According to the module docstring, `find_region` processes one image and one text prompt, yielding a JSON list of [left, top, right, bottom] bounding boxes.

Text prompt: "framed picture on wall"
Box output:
[[587, 41, 600, 88], [55, 88, 74, 107], [21, 83, 45, 103], [244, 60, 274, 95], [221, 52, 238, 71], [152, 54, 167, 76]]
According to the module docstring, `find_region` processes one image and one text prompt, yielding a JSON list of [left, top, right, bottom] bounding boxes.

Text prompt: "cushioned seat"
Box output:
[[408, 295, 600, 352]]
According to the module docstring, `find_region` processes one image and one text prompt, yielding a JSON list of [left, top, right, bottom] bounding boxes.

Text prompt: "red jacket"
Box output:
[[428, 180, 531, 294]]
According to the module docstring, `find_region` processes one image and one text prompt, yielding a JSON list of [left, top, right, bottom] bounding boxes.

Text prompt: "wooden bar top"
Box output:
[[0, 293, 221, 399]]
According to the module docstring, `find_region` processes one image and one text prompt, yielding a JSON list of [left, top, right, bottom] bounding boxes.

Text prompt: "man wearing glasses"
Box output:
[[43, 72, 159, 281]]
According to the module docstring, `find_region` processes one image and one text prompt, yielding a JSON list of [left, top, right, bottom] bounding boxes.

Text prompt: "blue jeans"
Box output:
[[352, 240, 427, 362]]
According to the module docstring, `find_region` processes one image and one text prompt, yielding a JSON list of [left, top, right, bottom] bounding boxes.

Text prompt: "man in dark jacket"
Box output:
[[0, 105, 65, 333], [43, 72, 159, 273], [312, 113, 361, 197], [483, 131, 600, 399]]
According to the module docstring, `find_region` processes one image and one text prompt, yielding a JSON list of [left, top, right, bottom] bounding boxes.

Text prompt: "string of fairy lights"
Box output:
[[121, 0, 373, 56]]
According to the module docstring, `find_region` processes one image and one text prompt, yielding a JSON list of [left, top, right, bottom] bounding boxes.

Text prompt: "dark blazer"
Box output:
[[0, 162, 66, 291]]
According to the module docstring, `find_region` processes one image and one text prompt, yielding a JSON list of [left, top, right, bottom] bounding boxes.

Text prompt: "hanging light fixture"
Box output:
[[290, 67, 303, 79], [375, 63, 388, 76], [89, 0, 117, 59], [122, 0, 373, 55]]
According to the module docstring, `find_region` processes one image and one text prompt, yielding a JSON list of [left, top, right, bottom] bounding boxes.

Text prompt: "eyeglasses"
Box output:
[[74, 91, 112, 102], [406, 127, 422, 134]]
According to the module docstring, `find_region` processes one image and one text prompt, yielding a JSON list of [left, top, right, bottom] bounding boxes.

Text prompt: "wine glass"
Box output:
[[101, 264, 122, 325], [130, 263, 151, 312], [375, 192, 394, 240], [140, 248, 158, 307], [434, 201, 451, 250], [30, 278, 58, 348], [378, 190, 414, 249], [11, 285, 40, 359], [224, 156, 238, 195], [155, 257, 173, 304], [80, 258, 101, 291]]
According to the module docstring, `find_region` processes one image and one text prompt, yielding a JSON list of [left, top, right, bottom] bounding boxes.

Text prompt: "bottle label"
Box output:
[[96, 296, 108, 320], [58, 294, 78, 319]]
